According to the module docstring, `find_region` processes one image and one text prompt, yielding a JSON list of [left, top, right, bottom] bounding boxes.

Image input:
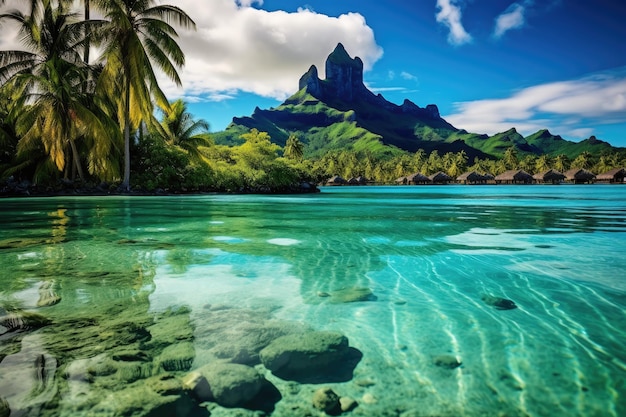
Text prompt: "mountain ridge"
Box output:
[[215, 43, 624, 159]]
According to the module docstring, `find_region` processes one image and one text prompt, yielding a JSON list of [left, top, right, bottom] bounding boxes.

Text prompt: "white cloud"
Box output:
[[158, 0, 383, 102], [493, 2, 531, 38], [0, 0, 382, 102], [401, 71, 418, 82], [435, 0, 472, 46], [444, 68, 626, 139]]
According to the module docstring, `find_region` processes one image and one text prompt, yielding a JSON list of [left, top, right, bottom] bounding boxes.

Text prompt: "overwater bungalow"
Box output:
[[406, 173, 431, 185], [533, 169, 566, 184], [326, 175, 346, 186], [564, 168, 596, 184], [355, 176, 369, 185], [429, 171, 453, 184], [457, 171, 487, 184], [596, 167, 625, 183], [494, 170, 533, 184], [395, 176, 408, 185]]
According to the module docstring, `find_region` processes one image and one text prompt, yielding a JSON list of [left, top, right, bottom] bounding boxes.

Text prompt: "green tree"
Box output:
[[554, 154, 568, 172], [0, 0, 119, 182], [95, 0, 195, 190], [519, 154, 536, 173], [503, 147, 518, 170], [236, 128, 280, 171], [535, 154, 551, 173], [571, 151, 592, 170], [284, 134, 304, 161], [158, 99, 211, 161]]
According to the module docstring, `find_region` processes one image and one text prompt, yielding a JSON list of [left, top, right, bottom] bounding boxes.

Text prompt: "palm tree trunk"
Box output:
[[122, 81, 131, 190], [69, 138, 85, 180], [83, 0, 90, 64]]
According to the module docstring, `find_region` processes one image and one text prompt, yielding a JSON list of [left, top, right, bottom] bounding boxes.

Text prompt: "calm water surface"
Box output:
[[1, 185, 625, 416]]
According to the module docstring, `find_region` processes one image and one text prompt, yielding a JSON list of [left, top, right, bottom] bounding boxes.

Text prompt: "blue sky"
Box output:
[[4, 0, 623, 146], [175, 0, 626, 146]]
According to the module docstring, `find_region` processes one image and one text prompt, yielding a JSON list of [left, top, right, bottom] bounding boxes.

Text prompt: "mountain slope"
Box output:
[[216, 43, 624, 159]]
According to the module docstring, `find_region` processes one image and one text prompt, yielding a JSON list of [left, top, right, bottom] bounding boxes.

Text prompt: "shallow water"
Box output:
[[1, 185, 625, 416]]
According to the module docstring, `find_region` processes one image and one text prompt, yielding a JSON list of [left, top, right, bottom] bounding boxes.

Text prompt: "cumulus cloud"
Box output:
[[493, 1, 532, 38], [444, 68, 626, 139], [0, 0, 382, 102], [157, 0, 383, 102], [435, 0, 472, 46]]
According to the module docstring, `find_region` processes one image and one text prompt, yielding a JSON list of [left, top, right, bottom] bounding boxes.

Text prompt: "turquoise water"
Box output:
[[1, 185, 625, 416]]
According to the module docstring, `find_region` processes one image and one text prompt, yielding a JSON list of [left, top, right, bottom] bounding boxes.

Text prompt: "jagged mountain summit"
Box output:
[[299, 43, 441, 121], [215, 43, 622, 159]]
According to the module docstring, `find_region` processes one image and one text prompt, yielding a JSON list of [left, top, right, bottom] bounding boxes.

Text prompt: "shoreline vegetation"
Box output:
[[2, 166, 624, 199]]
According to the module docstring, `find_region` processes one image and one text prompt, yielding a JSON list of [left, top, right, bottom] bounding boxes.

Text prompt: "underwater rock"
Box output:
[[361, 392, 377, 404], [259, 331, 362, 383], [433, 355, 462, 369], [105, 322, 151, 348], [146, 314, 194, 348], [0, 310, 52, 335], [91, 384, 194, 417], [186, 362, 266, 408], [340, 396, 358, 412], [312, 387, 341, 414], [482, 295, 518, 310], [112, 350, 151, 362], [116, 362, 153, 383], [37, 280, 62, 307], [146, 374, 184, 396], [328, 287, 377, 303], [209, 321, 307, 365], [0, 397, 10, 417], [354, 378, 376, 387], [157, 342, 195, 372]]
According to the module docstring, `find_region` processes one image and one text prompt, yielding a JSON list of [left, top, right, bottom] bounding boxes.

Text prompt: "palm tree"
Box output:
[[535, 154, 551, 173], [284, 134, 304, 161], [0, 0, 119, 181], [571, 151, 592, 170], [94, 0, 195, 190], [503, 146, 518, 170], [158, 99, 211, 161], [554, 154, 568, 172]]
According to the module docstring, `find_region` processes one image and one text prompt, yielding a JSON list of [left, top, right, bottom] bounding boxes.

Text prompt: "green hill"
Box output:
[[215, 43, 624, 160]]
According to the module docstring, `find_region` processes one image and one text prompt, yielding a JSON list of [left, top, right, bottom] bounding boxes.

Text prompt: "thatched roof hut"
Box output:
[[429, 171, 453, 184], [596, 167, 625, 183], [564, 168, 596, 184], [326, 175, 346, 185], [355, 176, 368, 185], [495, 170, 533, 184], [406, 173, 431, 185], [457, 171, 486, 184], [395, 176, 408, 185], [533, 169, 566, 184]]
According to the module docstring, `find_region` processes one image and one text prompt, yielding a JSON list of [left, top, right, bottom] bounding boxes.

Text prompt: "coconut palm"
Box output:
[[94, 0, 195, 190], [157, 99, 211, 161], [284, 134, 304, 161], [0, 0, 119, 181]]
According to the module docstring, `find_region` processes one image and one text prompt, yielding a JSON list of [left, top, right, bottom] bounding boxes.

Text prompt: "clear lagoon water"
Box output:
[[1, 185, 625, 416]]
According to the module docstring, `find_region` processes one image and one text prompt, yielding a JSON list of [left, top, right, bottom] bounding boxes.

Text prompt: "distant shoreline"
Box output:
[[3, 181, 625, 199]]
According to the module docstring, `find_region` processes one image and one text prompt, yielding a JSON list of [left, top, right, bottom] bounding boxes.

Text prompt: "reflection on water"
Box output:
[[1, 186, 625, 416]]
